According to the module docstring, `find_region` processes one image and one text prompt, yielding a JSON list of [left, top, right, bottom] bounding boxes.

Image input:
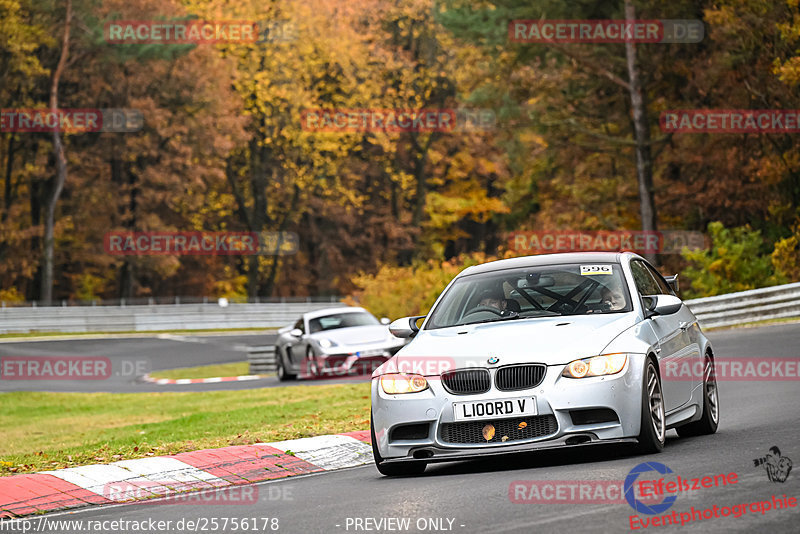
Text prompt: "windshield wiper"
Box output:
[[453, 309, 566, 328], [454, 311, 523, 327]]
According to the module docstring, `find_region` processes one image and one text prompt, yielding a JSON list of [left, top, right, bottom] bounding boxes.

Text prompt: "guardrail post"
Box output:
[[247, 345, 276, 375]]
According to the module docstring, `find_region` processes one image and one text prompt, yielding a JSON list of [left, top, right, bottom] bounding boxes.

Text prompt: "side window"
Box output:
[[294, 319, 305, 334], [630, 261, 661, 296], [644, 263, 673, 295]]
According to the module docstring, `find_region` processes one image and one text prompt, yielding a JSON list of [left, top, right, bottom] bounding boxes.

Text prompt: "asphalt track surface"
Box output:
[[5, 322, 800, 533], [0, 333, 371, 392]]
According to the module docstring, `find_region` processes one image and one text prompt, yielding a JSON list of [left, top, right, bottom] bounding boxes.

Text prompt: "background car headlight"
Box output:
[[562, 353, 627, 378], [318, 338, 336, 349], [380, 373, 429, 394]]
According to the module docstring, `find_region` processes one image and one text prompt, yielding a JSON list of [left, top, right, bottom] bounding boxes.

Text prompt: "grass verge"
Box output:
[[148, 362, 254, 380], [0, 382, 370, 477]]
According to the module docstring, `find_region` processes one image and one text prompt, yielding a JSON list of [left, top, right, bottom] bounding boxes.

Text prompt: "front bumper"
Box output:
[[318, 344, 405, 375], [371, 354, 647, 461]]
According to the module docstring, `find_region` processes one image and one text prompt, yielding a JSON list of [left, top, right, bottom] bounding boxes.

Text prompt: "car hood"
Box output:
[[383, 313, 639, 374], [310, 325, 393, 346]]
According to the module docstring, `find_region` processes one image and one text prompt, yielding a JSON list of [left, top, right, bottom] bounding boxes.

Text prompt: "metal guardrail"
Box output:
[[0, 296, 341, 308], [1, 283, 798, 334], [0, 302, 343, 334], [685, 282, 800, 329], [248, 345, 277, 374]]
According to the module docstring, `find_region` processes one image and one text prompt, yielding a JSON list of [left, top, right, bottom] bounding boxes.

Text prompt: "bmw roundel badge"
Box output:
[[487, 356, 499, 364]]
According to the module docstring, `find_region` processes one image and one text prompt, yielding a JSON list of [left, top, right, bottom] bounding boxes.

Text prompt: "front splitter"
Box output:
[[381, 436, 639, 464]]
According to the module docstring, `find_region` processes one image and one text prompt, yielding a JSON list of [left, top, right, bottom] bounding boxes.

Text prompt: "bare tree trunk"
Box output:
[[410, 133, 436, 227], [41, 0, 72, 304], [624, 0, 657, 263], [263, 183, 300, 297]]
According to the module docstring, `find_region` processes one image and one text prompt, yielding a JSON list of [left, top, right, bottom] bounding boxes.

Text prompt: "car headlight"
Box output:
[[562, 353, 627, 378], [318, 338, 336, 349], [380, 373, 429, 394]]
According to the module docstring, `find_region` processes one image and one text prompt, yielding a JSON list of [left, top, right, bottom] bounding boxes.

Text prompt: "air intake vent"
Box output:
[[390, 423, 430, 441], [441, 369, 490, 395], [440, 415, 558, 444], [569, 408, 619, 425], [495, 364, 546, 391]]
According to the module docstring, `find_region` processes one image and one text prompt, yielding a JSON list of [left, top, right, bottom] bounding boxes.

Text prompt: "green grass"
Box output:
[[149, 362, 254, 380], [0, 383, 371, 476], [0, 328, 274, 339]]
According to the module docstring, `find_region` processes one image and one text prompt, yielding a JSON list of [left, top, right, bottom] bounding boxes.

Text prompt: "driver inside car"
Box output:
[[479, 292, 505, 312], [598, 285, 625, 311], [474, 288, 521, 317], [477, 288, 507, 312]]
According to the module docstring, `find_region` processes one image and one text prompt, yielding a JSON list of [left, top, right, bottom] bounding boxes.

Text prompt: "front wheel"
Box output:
[[636, 357, 666, 454], [305, 347, 321, 378], [676, 353, 719, 437], [371, 414, 426, 476]]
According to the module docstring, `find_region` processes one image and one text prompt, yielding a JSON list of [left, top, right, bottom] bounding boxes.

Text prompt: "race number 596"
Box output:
[[580, 265, 613, 275]]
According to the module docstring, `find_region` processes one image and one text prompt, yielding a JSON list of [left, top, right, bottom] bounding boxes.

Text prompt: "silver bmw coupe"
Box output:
[[370, 252, 719, 476]]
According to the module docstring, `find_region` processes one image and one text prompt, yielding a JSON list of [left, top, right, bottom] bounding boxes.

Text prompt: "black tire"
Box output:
[[636, 357, 666, 454], [676, 352, 719, 437], [276, 349, 296, 381], [371, 414, 427, 476]]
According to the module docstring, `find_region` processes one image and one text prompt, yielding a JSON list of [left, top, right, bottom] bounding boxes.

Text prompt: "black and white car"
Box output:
[[275, 307, 407, 380]]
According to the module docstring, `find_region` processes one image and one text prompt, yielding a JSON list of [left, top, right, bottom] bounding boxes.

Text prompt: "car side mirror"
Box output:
[[380, 317, 391, 325], [643, 295, 682, 318], [664, 274, 679, 293], [388, 316, 425, 338], [289, 328, 303, 337]]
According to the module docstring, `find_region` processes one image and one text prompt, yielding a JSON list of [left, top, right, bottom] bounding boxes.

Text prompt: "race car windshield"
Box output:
[[308, 312, 380, 333], [425, 263, 632, 329]]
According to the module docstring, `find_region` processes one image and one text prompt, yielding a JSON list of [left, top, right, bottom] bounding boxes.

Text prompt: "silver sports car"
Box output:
[[275, 306, 407, 380], [370, 252, 719, 476]]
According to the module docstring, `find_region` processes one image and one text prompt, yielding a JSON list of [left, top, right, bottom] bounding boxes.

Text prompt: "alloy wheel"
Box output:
[[704, 356, 719, 424], [647, 362, 666, 443]]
